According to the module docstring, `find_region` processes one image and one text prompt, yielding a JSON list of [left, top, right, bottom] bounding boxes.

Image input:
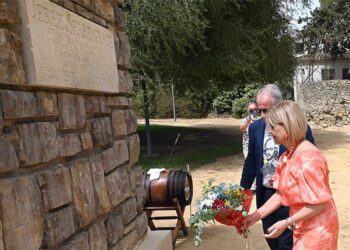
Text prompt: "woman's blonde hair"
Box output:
[[266, 100, 307, 146]]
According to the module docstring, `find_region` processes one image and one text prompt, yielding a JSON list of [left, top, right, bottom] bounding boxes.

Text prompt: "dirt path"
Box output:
[[143, 118, 350, 250]]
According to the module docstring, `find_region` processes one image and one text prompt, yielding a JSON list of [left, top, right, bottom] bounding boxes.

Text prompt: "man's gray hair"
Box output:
[[257, 84, 283, 104]]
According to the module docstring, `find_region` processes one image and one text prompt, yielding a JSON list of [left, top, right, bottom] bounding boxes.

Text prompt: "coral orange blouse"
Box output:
[[274, 146, 339, 250]]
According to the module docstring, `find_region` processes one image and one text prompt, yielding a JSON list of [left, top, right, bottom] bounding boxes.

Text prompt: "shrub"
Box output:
[[212, 84, 261, 117], [212, 91, 241, 114], [232, 97, 250, 118], [134, 84, 215, 118], [231, 84, 261, 118]]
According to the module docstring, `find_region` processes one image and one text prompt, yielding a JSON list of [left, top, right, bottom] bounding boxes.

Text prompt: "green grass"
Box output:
[[138, 144, 242, 171], [137, 123, 243, 170]]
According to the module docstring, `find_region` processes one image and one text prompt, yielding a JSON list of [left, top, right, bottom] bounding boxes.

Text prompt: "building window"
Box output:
[[342, 68, 350, 79], [322, 69, 335, 80]]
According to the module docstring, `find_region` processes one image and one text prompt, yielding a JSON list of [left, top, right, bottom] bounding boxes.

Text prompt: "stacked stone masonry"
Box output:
[[299, 80, 350, 127], [0, 0, 147, 249]]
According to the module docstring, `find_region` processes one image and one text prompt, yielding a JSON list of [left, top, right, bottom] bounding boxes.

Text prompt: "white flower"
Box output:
[[206, 191, 218, 200], [236, 205, 243, 211], [202, 199, 213, 207]]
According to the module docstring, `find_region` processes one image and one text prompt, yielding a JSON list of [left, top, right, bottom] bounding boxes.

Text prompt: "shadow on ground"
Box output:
[[175, 223, 269, 250], [138, 124, 350, 156], [138, 124, 242, 156]]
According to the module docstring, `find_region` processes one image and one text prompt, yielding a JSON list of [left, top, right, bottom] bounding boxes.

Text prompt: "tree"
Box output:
[[183, 0, 298, 89], [125, 0, 208, 85], [301, 0, 350, 56], [124, 0, 310, 154], [319, 0, 334, 8], [125, 0, 208, 154], [126, 0, 310, 92]]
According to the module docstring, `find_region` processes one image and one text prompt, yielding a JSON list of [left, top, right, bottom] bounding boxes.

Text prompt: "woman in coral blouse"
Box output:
[[243, 100, 339, 250]]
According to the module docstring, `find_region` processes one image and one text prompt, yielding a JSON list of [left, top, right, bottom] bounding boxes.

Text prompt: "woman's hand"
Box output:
[[242, 210, 261, 229], [263, 220, 288, 239]]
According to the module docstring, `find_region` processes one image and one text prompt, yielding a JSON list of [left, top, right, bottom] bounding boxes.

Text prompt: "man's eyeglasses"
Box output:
[[257, 108, 270, 115]]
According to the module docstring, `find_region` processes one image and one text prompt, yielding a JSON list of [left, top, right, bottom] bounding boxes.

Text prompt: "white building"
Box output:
[[293, 43, 350, 101]]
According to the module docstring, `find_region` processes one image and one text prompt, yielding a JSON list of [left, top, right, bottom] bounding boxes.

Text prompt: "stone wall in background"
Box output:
[[299, 80, 350, 128], [0, 0, 147, 249]]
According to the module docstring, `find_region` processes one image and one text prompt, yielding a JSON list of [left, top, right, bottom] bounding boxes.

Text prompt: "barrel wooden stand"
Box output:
[[144, 198, 188, 245]]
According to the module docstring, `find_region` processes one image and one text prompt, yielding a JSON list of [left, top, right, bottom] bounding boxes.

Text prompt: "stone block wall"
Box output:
[[0, 0, 148, 249], [299, 80, 350, 127]]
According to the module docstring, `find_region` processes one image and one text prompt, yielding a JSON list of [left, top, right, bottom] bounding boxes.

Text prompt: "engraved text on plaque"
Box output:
[[17, 0, 119, 92]]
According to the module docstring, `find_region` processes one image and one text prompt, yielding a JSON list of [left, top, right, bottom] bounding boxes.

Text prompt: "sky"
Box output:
[[291, 0, 320, 30]]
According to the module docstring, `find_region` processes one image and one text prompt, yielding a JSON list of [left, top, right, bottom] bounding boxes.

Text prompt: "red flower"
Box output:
[[214, 190, 254, 236], [212, 199, 225, 210]]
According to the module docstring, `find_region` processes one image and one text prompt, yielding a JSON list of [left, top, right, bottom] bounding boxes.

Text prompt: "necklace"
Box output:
[[282, 144, 298, 164]]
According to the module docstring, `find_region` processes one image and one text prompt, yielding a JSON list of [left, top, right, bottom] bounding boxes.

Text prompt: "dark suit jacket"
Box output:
[[240, 118, 315, 208]]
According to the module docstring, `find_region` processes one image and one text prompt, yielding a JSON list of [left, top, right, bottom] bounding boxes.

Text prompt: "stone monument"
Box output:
[[0, 0, 147, 249]]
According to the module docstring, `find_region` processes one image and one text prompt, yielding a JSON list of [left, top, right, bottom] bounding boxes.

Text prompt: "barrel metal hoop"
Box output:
[[172, 170, 180, 205], [186, 172, 193, 205], [178, 171, 186, 206]]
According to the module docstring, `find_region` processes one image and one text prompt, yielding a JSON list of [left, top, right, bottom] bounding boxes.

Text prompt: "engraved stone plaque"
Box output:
[[17, 0, 119, 93]]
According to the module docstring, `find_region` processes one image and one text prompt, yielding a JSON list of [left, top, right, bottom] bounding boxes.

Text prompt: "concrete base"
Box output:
[[136, 230, 172, 250]]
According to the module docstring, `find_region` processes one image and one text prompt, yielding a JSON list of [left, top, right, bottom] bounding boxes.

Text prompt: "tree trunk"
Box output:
[[171, 84, 176, 122]]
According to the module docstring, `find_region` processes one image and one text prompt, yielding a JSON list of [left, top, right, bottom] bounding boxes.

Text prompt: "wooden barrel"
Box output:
[[144, 170, 193, 207]]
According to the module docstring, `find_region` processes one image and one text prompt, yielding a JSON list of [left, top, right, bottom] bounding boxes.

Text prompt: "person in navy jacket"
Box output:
[[240, 84, 315, 250]]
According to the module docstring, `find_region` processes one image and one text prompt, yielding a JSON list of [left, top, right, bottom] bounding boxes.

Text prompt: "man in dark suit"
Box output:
[[240, 84, 314, 250]]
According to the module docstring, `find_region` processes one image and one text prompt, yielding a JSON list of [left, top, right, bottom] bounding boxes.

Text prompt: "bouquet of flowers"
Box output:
[[189, 179, 253, 247]]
